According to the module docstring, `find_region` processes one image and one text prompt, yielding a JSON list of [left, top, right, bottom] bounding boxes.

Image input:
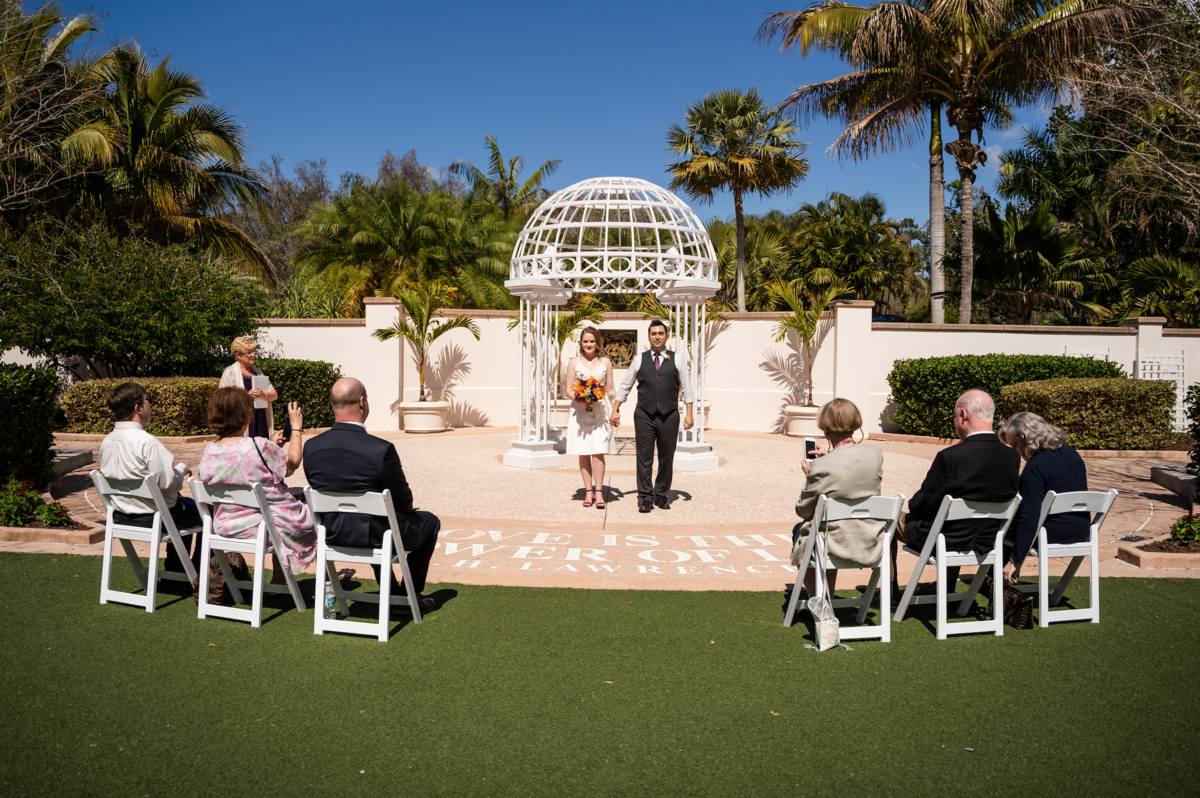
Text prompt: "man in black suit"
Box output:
[[303, 378, 441, 614], [888, 389, 1020, 601], [610, 319, 694, 513]]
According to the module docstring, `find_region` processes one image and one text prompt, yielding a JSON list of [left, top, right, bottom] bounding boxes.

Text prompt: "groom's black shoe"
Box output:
[[654, 497, 670, 510], [638, 499, 653, 513]]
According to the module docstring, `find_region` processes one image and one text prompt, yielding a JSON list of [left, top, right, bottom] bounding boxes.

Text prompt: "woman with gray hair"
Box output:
[[998, 412, 1091, 584], [218, 336, 277, 440]]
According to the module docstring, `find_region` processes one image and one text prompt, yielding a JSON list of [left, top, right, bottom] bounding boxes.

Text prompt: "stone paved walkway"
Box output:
[[12, 428, 1194, 591]]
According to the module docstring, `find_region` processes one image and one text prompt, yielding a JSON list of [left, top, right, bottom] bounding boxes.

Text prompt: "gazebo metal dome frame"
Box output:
[[503, 177, 720, 471]]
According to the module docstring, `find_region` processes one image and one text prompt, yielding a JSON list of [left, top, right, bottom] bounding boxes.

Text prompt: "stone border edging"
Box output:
[[0, 522, 105, 546], [872, 432, 1189, 459], [1116, 544, 1200, 569]]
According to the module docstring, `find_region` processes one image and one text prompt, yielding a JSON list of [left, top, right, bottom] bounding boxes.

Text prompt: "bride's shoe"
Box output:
[[582, 488, 595, 508], [595, 486, 606, 509]]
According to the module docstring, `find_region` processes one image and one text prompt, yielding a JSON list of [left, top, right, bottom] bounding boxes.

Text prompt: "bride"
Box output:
[[564, 326, 617, 508]]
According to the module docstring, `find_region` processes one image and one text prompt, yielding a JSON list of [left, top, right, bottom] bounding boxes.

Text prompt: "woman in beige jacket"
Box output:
[[217, 336, 277, 440], [790, 398, 885, 601]]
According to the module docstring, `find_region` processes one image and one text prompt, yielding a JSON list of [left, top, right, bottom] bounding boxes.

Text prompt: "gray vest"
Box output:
[[635, 349, 680, 415]]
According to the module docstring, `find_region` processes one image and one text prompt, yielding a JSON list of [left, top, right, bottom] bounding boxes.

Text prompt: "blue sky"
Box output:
[[76, 0, 1049, 226]]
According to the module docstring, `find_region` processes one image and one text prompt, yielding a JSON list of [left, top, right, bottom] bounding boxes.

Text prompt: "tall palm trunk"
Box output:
[[734, 187, 747, 313], [928, 102, 946, 323], [945, 93, 986, 325], [957, 166, 974, 323]]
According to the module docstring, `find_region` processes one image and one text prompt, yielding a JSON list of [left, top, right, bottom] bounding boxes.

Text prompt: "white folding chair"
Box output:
[[90, 470, 200, 612], [784, 493, 905, 643], [188, 479, 307, 627], [305, 487, 424, 641], [895, 495, 1022, 640], [1010, 489, 1117, 627]]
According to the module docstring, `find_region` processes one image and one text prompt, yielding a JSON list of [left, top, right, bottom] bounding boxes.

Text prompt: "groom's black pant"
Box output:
[[634, 407, 679, 502]]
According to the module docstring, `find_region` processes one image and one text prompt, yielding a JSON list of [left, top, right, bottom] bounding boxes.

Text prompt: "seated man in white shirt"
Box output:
[[98, 382, 203, 584]]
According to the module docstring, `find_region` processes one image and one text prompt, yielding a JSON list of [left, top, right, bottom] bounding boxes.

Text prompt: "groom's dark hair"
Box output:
[[647, 319, 667, 333]]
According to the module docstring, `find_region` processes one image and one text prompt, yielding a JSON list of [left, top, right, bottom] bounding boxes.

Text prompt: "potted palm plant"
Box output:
[[770, 279, 851, 436], [373, 281, 481, 433]]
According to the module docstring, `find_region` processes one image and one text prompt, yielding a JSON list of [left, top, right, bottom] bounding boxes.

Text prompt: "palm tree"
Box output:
[[0, 2, 113, 224], [666, 88, 810, 312], [84, 45, 275, 284], [449, 135, 560, 219], [372, 281, 481, 401], [707, 216, 787, 310], [757, 0, 1159, 323], [769, 278, 853, 405], [962, 201, 1114, 324], [1112, 257, 1200, 328]]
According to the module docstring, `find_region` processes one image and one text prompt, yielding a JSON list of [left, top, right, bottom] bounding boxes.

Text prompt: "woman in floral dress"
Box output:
[[198, 388, 316, 582]]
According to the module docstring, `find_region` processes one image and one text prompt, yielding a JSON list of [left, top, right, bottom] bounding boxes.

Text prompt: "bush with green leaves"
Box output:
[[887, 354, 1126, 437], [1001, 378, 1175, 450], [0, 475, 73, 528], [256, 359, 342, 429], [1187, 383, 1199, 473], [60, 378, 219, 436], [0, 222, 267, 378], [0, 364, 59, 486], [1170, 515, 1200, 543]]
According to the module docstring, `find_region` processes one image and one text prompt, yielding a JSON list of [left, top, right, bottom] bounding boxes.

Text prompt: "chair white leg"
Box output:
[[250, 529, 267, 628], [377, 535, 393, 642], [992, 556, 1005, 636], [935, 536, 948, 641], [879, 547, 892, 644], [784, 531, 816, 628], [1038, 528, 1051, 628], [313, 536, 328, 635], [99, 525, 116, 605], [198, 526, 213, 620], [144, 529, 162, 613], [1089, 536, 1100, 623]]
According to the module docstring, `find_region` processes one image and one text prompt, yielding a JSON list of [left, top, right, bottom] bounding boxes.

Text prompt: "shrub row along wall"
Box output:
[[887, 354, 1126, 438], [1002, 378, 1176, 450], [1188, 383, 1200, 472], [0, 364, 59, 486], [62, 378, 218, 437], [60, 359, 343, 437]]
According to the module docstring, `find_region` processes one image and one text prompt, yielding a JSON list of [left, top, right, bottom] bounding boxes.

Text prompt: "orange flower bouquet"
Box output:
[[571, 376, 606, 412]]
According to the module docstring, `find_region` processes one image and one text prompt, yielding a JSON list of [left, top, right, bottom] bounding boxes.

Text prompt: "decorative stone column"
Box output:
[[503, 279, 571, 469], [832, 300, 876, 433]]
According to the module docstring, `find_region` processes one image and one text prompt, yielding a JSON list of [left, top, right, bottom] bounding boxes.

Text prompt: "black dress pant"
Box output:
[[112, 496, 204, 578], [371, 509, 441, 596], [634, 407, 679, 502]]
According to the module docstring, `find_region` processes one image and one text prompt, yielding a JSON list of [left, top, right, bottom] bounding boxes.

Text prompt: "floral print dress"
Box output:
[[198, 437, 317, 573]]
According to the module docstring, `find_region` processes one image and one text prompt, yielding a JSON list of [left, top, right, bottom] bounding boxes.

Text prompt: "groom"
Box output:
[[611, 319, 694, 512]]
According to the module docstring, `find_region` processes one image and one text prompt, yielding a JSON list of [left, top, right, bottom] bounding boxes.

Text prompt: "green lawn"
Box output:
[[1, 551, 1195, 797]]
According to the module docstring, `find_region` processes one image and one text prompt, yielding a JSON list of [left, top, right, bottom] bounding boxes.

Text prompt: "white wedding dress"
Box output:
[[565, 359, 616, 455]]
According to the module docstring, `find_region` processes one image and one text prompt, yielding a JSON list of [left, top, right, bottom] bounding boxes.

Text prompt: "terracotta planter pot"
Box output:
[[401, 400, 450, 433]]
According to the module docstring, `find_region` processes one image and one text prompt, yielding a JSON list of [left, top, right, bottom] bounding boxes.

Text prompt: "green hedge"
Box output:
[[0, 365, 59, 486], [61, 378, 218, 436], [887, 354, 1126, 437], [1187, 382, 1199, 473], [1001, 378, 1175, 450], [256, 359, 342, 429]]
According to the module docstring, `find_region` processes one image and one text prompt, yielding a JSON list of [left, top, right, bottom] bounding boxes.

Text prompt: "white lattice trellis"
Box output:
[[1139, 350, 1188, 432], [502, 177, 720, 471]]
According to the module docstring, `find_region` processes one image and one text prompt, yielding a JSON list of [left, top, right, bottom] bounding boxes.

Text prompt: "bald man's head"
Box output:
[[331, 378, 368, 422], [953, 389, 995, 438]]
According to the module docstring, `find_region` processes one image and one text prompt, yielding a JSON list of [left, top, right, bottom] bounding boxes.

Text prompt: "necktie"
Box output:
[[653, 351, 661, 371]]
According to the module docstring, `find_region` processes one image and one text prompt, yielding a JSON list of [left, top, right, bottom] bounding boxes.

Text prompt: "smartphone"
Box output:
[[281, 415, 292, 443], [804, 437, 818, 459]]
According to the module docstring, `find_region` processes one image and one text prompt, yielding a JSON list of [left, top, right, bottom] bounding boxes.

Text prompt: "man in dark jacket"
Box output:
[[303, 378, 441, 614], [889, 389, 1020, 600]]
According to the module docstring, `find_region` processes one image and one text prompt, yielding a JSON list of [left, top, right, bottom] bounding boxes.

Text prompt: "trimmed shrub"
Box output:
[[61, 378, 219, 436], [1001, 378, 1175, 450], [1187, 383, 1199, 473], [1170, 514, 1200, 543], [887, 354, 1126, 437], [0, 364, 59, 486], [0, 475, 73, 528], [257, 359, 342, 429]]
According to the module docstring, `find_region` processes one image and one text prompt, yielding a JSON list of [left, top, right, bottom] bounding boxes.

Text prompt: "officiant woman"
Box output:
[[218, 336, 276, 440]]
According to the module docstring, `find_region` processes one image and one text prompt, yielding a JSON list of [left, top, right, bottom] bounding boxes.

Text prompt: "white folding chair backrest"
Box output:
[[785, 493, 905, 642], [1022, 488, 1117, 627], [936, 496, 1021, 529], [91, 470, 197, 612], [188, 478, 307, 626], [306, 487, 422, 641]]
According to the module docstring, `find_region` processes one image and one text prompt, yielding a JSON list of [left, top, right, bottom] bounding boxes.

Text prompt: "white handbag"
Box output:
[[808, 523, 840, 652]]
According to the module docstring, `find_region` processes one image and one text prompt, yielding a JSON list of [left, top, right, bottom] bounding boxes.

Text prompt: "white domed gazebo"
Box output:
[[503, 177, 721, 471]]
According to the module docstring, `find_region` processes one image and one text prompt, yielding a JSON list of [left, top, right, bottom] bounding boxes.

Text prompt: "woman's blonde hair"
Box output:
[[230, 336, 257, 356], [817, 398, 862, 435], [998, 412, 1067, 458]]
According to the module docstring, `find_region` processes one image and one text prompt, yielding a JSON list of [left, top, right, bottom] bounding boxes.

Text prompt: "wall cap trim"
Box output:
[[257, 318, 366, 327], [872, 322, 1134, 334]]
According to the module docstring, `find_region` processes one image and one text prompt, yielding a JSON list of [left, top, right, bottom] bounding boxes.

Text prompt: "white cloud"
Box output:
[[913, 162, 920, 169], [983, 143, 1003, 168]]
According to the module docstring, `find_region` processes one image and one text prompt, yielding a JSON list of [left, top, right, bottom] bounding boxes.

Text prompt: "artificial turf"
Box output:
[[0, 551, 1196, 797]]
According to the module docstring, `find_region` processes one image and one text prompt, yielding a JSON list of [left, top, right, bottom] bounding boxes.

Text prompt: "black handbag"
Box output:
[[984, 577, 1035, 630]]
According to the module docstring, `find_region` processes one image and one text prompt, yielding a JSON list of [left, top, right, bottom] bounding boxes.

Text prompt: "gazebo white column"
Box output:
[[503, 279, 571, 470], [657, 278, 720, 472]]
